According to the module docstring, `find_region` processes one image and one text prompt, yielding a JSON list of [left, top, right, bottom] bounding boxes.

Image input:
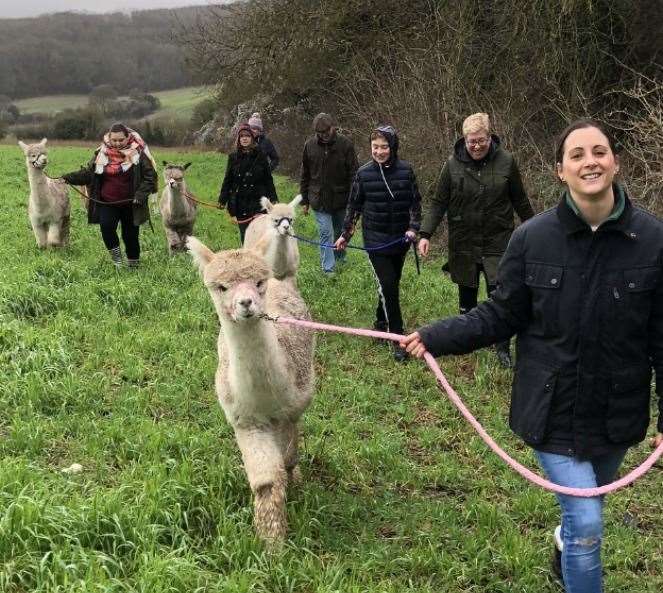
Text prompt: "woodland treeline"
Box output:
[[181, 0, 663, 213], [0, 7, 207, 99]]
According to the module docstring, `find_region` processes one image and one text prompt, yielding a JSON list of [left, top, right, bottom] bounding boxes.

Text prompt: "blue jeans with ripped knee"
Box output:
[[535, 449, 628, 593]]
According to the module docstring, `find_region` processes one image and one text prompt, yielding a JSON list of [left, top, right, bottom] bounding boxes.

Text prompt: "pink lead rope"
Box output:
[[276, 316, 663, 498]]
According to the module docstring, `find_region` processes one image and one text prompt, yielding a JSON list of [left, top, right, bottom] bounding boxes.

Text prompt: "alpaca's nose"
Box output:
[[239, 297, 253, 308]]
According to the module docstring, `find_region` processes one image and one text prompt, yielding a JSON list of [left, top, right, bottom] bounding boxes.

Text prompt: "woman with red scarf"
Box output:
[[62, 123, 157, 268]]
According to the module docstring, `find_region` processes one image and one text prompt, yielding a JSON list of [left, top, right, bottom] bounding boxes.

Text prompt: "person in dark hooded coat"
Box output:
[[335, 125, 421, 361], [218, 122, 278, 244]]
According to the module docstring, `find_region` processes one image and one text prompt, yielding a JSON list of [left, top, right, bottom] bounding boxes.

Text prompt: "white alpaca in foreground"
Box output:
[[187, 237, 315, 543], [19, 138, 70, 248], [243, 195, 302, 282], [159, 162, 197, 253]]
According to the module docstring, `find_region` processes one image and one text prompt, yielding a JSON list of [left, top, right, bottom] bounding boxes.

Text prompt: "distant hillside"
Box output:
[[0, 6, 215, 99]]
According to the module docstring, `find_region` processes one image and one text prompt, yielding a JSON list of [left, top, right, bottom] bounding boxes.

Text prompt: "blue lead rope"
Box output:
[[290, 234, 407, 252]]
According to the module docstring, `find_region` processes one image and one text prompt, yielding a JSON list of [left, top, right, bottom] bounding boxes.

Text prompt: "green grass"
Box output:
[[1, 145, 661, 592], [15, 86, 210, 119], [15, 95, 90, 115]]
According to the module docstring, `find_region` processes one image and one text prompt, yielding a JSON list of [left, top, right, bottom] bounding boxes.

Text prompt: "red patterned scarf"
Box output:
[[94, 129, 156, 176]]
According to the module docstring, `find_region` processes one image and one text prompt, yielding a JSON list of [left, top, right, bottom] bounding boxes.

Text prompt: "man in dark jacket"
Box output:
[[248, 112, 280, 171], [419, 113, 535, 367], [300, 113, 358, 275]]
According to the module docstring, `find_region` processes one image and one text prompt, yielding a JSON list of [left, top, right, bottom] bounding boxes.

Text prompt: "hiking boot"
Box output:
[[127, 258, 140, 270], [109, 246, 123, 269], [393, 345, 409, 363]]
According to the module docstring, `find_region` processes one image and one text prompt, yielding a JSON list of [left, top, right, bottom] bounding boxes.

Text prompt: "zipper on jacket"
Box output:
[[379, 163, 396, 200]]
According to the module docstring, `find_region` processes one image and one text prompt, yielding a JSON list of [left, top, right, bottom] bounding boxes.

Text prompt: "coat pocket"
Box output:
[[524, 263, 564, 337], [509, 359, 558, 444], [614, 267, 660, 331], [605, 366, 652, 443]]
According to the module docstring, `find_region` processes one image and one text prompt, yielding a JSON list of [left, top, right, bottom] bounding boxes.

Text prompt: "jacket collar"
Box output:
[[556, 184, 636, 238]]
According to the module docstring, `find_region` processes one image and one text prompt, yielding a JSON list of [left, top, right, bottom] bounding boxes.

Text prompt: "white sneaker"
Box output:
[[554, 524, 563, 551]]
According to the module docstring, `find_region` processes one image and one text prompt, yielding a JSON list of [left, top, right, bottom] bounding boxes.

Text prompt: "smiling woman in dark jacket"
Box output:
[[218, 122, 277, 244], [402, 119, 663, 593], [61, 122, 157, 269], [335, 125, 421, 361]]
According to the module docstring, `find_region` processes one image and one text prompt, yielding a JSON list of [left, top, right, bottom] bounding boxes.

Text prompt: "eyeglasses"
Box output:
[[466, 137, 490, 147]]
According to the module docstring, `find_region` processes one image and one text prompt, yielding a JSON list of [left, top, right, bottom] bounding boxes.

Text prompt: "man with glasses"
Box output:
[[300, 113, 358, 276], [418, 112, 534, 368]]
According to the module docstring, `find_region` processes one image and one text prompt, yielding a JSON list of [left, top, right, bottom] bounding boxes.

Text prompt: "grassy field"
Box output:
[[1, 145, 661, 592], [14, 86, 210, 119]]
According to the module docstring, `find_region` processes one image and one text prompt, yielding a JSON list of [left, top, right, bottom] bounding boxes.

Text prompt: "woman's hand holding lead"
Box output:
[[400, 331, 427, 359]]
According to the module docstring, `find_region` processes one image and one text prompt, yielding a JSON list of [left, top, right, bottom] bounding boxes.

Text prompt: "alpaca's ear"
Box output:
[[183, 162, 192, 170], [260, 196, 273, 212], [290, 194, 303, 208], [187, 236, 214, 273], [18, 140, 28, 153], [39, 138, 47, 147]]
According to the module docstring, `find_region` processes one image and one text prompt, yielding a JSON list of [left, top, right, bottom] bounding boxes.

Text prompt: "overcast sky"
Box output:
[[0, 1, 222, 19]]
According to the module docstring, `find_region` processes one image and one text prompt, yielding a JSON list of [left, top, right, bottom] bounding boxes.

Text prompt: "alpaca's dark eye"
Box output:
[[256, 280, 264, 289], [218, 284, 227, 292]]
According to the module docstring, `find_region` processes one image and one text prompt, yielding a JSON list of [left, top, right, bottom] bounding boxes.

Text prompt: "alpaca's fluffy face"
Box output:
[[203, 250, 272, 323], [163, 163, 190, 189], [22, 143, 48, 169], [267, 203, 296, 236]]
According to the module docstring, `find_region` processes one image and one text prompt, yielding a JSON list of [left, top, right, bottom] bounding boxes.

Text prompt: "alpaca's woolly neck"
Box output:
[[26, 165, 51, 210]]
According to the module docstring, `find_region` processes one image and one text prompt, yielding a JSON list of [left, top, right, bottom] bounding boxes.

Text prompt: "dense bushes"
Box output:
[[182, 0, 662, 214]]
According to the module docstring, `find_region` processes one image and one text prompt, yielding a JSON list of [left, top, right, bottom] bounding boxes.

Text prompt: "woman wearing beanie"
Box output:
[[248, 112, 280, 172], [218, 122, 278, 244], [335, 125, 421, 362], [418, 113, 534, 368], [61, 122, 157, 268]]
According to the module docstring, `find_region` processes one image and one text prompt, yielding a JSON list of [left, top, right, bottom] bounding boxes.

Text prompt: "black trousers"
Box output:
[[98, 204, 140, 260], [458, 263, 509, 353], [458, 263, 495, 313], [368, 251, 407, 336], [238, 221, 250, 245]]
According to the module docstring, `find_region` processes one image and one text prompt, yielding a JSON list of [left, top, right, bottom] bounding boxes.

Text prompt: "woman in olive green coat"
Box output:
[[418, 113, 534, 367]]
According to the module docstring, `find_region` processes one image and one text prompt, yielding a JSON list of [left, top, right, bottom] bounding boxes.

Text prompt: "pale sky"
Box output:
[[0, 1, 224, 19]]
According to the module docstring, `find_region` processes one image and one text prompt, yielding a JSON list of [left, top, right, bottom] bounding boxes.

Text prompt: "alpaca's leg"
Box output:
[[164, 227, 180, 254], [46, 222, 62, 247], [277, 421, 301, 483], [59, 216, 71, 247], [234, 428, 288, 542], [31, 220, 48, 249]]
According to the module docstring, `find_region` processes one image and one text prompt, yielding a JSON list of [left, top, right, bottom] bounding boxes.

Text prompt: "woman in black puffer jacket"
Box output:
[[218, 122, 278, 244], [335, 125, 421, 361]]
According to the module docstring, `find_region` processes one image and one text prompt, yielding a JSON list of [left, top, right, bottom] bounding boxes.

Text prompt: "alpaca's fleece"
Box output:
[[244, 195, 302, 281], [19, 138, 70, 249], [188, 239, 315, 543], [159, 163, 196, 251]]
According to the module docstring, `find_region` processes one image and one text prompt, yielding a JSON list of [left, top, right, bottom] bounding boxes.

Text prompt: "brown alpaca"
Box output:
[[19, 138, 70, 248], [159, 162, 197, 253], [187, 237, 315, 543]]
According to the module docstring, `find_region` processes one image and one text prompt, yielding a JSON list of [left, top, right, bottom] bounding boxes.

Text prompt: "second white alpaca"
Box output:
[[243, 195, 302, 282]]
